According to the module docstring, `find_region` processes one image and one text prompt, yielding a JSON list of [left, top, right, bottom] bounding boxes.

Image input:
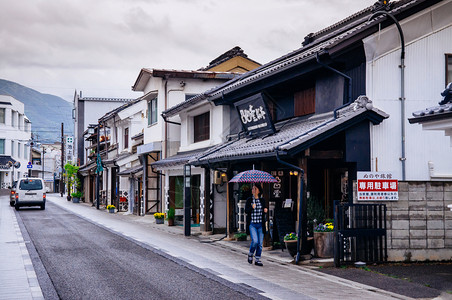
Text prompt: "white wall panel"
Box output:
[[367, 24, 452, 180]]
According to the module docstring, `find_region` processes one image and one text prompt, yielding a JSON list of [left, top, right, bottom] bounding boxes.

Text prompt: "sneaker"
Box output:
[[255, 261, 263, 267], [248, 255, 253, 264]]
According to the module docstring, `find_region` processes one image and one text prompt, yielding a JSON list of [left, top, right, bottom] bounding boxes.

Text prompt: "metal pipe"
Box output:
[[367, 11, 406, 180]]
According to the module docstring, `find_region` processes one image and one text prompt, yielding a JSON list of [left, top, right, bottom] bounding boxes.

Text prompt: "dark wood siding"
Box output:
[[294, 87, 315, 117]]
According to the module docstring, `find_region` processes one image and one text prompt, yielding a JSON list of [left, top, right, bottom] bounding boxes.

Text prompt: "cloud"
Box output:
[[0, 0, 376, 101]]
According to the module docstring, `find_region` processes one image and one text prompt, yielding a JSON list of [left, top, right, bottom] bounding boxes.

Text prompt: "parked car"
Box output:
[[14, 178, 46, 210], [8, 180, 17, 207]]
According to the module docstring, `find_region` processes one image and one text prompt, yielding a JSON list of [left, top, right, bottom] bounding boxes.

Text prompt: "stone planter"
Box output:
[[314, 231, 334, 258], [72, 197, 80, 203], [156, 218, 164, 224], [108, 208, 115, 214]]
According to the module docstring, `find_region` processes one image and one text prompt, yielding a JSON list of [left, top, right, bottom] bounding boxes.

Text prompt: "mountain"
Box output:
[[0, 79, 73, 143]]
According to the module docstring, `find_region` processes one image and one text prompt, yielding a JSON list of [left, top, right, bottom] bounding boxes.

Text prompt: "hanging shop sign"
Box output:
[[234, 93, 275, 136], [357, 171, 398, 201]]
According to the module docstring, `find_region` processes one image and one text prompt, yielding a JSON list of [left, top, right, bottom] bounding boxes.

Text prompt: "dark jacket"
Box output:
[[245, 196, 267, 235]]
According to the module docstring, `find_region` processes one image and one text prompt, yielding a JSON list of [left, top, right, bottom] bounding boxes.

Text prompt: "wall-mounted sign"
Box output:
[[234, 93, 275, 136], [357, 172, 398, 201]]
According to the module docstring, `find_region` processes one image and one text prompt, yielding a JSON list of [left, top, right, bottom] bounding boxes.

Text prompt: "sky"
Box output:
[[0, 0, 376, 103]]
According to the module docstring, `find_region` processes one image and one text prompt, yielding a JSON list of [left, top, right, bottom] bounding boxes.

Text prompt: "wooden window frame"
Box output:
[[294, 87, 315, 117], [446, 54, 452, 86], [124, 128, 129, 149], [193, 111, 210, 143]]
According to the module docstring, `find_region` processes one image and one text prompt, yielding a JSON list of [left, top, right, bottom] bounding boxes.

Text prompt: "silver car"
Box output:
[[14, 178, 46, 210]]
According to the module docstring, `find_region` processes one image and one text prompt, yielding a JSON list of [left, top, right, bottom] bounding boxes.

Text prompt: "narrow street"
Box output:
[[2, 193, 411, 300], [16, 200, 266, 300]]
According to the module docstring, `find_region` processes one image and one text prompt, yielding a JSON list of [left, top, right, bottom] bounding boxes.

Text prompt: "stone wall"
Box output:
[[355, 181, 452, 262]]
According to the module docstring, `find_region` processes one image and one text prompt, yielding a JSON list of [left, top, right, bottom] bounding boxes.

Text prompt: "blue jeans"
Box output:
[[249, 223, 264, 260]]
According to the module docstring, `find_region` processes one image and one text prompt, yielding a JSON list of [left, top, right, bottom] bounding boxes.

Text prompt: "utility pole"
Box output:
[[96, 124, 100, 209], [60, 123, 65, 197], [29, 134, 33, 177]]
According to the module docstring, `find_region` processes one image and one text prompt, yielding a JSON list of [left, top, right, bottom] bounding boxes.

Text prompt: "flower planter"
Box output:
[[285, 238, 314, 257], [167, 218, 175, 226], [108, 208, 115, 214], [314, 231, 334, 258], [284, 240, 298, 257], [155, 218, 164, 224], [72, 197, 80, 203]]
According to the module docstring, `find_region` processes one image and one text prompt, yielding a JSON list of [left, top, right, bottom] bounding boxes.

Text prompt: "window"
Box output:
[[294, 87, 315, 117], [193, 112, 210, 143], [0, 139, 4, 154], [446, 54, 452, 85], [124, 128, 129, 149], [148, 97, 158, 125], [11, 111, 15, 127], [19, 179, 43, 190], [18, 143, 21, 158], [11, 141, 14, 156], [0, 108, 5, 123]]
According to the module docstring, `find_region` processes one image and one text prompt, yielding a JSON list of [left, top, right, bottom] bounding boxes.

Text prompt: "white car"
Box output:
[[14, 178, 46, 210]]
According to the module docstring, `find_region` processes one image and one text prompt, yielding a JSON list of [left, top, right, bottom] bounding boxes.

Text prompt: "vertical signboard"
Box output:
[[65, 136, 73, 164], [357, 172, 398, 201]]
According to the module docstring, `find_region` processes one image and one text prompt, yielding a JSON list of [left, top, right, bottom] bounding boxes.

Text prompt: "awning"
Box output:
[[118, 165, 143, 176], [78, 162, 96, 176], [0, 156, 16, 170], [151, 147, 212, 171], [191, 96, 388, 165]]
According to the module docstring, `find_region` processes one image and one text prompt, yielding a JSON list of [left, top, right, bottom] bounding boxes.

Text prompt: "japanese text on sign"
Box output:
[[357, 172, 398, 201]]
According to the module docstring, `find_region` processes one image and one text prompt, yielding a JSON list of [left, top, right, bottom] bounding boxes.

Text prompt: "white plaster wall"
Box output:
[[365, 6, 452, 180]]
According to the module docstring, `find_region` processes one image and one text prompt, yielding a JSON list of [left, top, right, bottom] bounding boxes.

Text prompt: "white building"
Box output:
[[0, 94, 32, 189], [73, 91, 134, 167]]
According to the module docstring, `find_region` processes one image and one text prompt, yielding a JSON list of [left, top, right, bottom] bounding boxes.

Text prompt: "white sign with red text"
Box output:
[[357, 172, 398, 201]]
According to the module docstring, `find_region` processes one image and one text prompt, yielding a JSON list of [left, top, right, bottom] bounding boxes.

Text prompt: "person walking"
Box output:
[[245, 183, 267, 266]]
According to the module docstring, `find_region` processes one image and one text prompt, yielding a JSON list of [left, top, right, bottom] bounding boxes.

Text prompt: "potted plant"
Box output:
[[154, 212, 165, 224], [107, 204, 116, 213], [234, 232, 247, 241], [314, 221, 334, 258], [283, 232, 298, 257], [166, 207, 175, 226], [71, 191, 82, 203]]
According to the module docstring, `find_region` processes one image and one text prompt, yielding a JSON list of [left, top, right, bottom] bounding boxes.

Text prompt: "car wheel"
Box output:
[[15, 203, 20, 211], [41, 204, 45, 210], [10, 201, 14, 207]]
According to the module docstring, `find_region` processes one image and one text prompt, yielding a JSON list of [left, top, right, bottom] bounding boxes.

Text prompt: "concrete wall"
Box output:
[[357, 181, 452, 261]]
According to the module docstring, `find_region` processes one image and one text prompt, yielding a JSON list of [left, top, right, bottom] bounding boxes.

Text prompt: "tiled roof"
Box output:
[[409, 102, 452, 124], [118, 165, 143, 176], [206, 0, 423, 102], [81, 97, 135, 102], [191, 96, 388, 165], [152, 147, 213, 170]]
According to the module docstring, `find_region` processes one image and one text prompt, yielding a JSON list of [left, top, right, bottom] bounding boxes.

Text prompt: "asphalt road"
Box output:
[[17, 202, 267, 300]]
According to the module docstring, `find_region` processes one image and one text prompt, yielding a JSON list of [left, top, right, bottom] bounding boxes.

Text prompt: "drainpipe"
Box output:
[[367, 11, 406, 180], [275, 151, 306, 265]]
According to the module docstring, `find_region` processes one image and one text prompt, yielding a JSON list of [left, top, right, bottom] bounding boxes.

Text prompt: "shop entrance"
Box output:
[[169, 175, 201, 225]]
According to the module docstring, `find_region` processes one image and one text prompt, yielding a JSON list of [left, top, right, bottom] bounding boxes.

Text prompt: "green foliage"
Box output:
[[64, 162, 80, 195], [283, 232, 298, 241], [71, 191, 82, 198], [234, 232, 247, 241], [239, 183, 252, 200], [166, 207, 175, 220]]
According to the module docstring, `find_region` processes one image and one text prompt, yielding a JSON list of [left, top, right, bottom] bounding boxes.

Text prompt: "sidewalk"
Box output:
[[43, 193, 413, 300], [0, 196, 43, 300]]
